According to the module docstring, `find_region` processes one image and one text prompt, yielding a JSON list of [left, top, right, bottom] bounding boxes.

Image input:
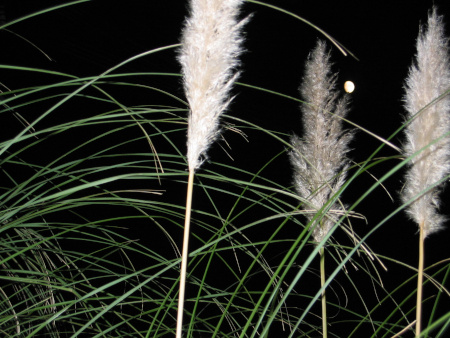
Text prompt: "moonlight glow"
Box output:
[[344, 81, 355, 93]]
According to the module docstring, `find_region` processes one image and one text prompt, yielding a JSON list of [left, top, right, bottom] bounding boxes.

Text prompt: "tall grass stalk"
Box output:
[[176, 0, 248, 336], [176, 170, 194, 337], [289, 40, 354, 337], [319, 246, 327, 337], [401, 7, 450, 337]]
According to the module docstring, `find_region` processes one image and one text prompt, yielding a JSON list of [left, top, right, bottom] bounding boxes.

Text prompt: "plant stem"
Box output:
[[176, 169, 195, 338], [416, 222, 425, 338], [320, 245, 327, 338]]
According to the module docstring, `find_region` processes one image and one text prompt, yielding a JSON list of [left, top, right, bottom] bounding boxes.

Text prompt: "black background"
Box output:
[[1, 0, 450, 336]]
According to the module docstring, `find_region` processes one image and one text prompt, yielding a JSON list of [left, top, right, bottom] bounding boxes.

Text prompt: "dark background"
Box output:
[[1, 0, 450, 335]]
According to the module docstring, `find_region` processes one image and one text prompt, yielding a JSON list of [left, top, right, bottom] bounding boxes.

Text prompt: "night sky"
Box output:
[[1, 0, 450, 336]]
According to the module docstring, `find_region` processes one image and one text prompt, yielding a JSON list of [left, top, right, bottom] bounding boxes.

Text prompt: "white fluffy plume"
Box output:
[[178, 0, 248, 171], [289, 41, 354, 243], [402, 8, 450, 238]]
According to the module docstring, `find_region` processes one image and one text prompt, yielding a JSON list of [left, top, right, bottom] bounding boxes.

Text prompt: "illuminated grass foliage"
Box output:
[[0, 1, 449, 337]]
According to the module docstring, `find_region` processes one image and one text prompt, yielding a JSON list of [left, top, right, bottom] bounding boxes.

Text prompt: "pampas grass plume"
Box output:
[[289, 41, 354, 337], [178, 0, 248, 171], [176, 1, 248, 336], [402, 7, 450, 238], [289, 40, 354, 243]]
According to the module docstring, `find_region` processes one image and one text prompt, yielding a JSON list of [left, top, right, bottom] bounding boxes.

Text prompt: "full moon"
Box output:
[[344, 81, 355, 93]]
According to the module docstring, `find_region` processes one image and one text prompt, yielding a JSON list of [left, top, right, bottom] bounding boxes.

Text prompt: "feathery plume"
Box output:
[[402, 7, 450, 238], [289, 40, 354, 243], [178, 0, 248, 171], [176, 1, 248, 336]]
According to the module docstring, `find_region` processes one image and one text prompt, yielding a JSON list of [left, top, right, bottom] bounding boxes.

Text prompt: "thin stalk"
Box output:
[[320, 245, 328, 338], [176, 169, 195, 338], [416, 221, 425, 337]]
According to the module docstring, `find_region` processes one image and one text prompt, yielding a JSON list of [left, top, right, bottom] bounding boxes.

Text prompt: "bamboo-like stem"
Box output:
[[416, 221, 425, 338], [176, 169, 195, 338], [320, 246, 328, 338]]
